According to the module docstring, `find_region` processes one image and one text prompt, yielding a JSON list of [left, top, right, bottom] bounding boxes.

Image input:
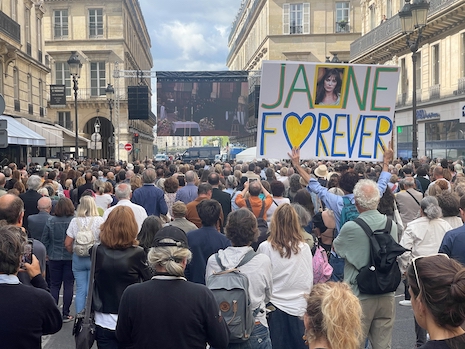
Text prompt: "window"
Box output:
[[397, 125, 413, 143], [13, 68, 19, 100], [58, 111, 72, 129], [38, 80, 43, 107], [370, 5, 376, 30], [283, 3, 310, 35], [27, 75, 32, 104], [25, 8, 31, 54], [55, 62, 71, 96], [415, 52, 421, 89], [432, 44, 440, 85], [10, 0, 16, 21], [90, 62, 106, 96], [89, 9, 103, 38], [54, 10, 68, 39], [0, 63, 3, 95], [37, 17, 42, 60], [336, 2, 350, 32], [400, 58, 407, 95], [386, 0, 392, 18], [461, 33, 465, 77]]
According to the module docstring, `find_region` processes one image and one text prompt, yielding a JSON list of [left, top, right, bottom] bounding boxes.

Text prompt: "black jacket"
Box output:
[[19, 190, 43, 231], [211, 188, 231, 226], [92, 244, 151, 314]]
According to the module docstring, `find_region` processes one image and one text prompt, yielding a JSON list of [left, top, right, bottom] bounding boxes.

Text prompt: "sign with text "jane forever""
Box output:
[[256, 61, 400, 161]]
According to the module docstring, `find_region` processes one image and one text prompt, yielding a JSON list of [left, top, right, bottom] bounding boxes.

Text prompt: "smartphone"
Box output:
[[248, 178, 258, 182], [20, 239, 33, 269]]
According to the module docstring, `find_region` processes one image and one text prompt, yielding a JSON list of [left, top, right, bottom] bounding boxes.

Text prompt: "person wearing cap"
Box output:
[[116, 226, 229, 349]]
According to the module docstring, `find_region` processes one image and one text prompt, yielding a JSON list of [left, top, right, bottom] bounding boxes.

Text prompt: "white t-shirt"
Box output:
[[94, 194, 113, 211], [66, 216, 104, 246], [257, 240, 313, 317], [266, 197, 290, 222]]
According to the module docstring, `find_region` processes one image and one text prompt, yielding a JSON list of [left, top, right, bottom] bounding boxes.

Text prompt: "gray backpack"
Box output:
[[206, 250, 258, 343]]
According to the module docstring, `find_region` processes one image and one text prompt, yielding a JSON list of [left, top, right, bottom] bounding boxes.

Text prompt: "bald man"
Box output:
[[0, 194, 47, 285], [27, 197, 52, 241]]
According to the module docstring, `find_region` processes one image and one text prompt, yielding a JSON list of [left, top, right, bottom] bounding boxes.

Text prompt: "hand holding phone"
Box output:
[[24, 254, 41, 279], [20, 239, 33, 269]]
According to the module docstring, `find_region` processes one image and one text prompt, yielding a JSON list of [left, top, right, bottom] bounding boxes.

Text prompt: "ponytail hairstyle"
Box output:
[[407, 255, 465, 330], [420, 196, 442, 220], [147, 242, 192, 277], [305, 282, 363, 349]]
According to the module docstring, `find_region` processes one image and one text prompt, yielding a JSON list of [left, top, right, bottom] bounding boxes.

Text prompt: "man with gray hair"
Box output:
[[103, 183, 148, 231], [0, 173, 7, 196], [27, 197, 52, 241], [19, 175, 43, 231], [334, 179, 397, 349], [175, 170, 198, 205], [395, 177, 423, 229], [131, 168, 168, 217]]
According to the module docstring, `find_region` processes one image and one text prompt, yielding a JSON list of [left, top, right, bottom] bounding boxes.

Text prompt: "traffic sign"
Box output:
[[124, 143, 133, 152]]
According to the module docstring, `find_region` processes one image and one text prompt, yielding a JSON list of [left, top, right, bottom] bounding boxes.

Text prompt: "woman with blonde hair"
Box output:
[[258, 203, 313, 349], [65, 195, 104, 314], [304, 282, 363, 349], [116, 226, 229, 348], [92, 206, 151, 348]]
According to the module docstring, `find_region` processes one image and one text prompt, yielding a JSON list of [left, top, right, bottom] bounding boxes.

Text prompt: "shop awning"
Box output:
[[0, 115, 46, 146], [19, 118, 64, 147], [54, 124, 90, 148]]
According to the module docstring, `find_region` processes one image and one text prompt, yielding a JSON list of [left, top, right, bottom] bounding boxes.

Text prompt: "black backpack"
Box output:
[[245, 199, 269, 251], [353, 217, 408, 295]]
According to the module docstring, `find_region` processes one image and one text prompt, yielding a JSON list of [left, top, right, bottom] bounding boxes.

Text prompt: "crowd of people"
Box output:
[[1, 150, 465, 348]]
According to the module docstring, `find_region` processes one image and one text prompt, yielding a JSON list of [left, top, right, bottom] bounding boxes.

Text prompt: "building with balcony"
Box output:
[[43, 0, 155, 162], [227, 0, 362, 146], [350, 0, 465, 160], [0, 0, 56, 164]]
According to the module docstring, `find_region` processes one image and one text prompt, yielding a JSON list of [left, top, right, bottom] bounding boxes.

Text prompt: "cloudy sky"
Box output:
[[138, 0, 243, 72]]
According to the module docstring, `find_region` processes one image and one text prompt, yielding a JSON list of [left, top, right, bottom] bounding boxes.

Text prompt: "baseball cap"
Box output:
[[153, 226, 189, 249]]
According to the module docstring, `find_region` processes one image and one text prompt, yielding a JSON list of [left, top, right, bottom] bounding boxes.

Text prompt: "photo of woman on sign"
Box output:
[[315, 67, 344, 106]]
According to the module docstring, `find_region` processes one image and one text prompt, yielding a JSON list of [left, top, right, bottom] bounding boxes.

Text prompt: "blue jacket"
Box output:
[[131, 184, 168, 217], [439, 223, 465, 265], [41, 216, 74, 260], [185, 226, 231, 285], [175, 183, 198, 205]]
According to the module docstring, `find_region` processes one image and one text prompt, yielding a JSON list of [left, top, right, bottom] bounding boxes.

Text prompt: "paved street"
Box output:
[[43, 286, 417, 349]]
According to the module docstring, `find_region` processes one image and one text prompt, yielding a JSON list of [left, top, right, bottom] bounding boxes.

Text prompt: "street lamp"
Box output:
[[105, 83, 115, 160], [399, 0, 430, 160], [67, 52, 82, 160]]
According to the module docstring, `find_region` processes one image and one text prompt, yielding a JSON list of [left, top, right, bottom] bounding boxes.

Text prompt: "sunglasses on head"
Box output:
[[412, 253, 450, 295]]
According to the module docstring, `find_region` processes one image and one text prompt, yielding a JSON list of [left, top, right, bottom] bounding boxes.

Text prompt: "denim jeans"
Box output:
[[227, 323, 272, 349], [268, 306, 307, 349], [49, 259, 74, 317], [72, 254, 91, 314], [96, 325, 122, 349], [329, 255, 345, 282]]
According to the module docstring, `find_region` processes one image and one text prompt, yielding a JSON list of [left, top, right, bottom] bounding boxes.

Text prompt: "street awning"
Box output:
[[54, 124, 90, 148], [0, 115, 46, 146], [19, 118, 64, 147]]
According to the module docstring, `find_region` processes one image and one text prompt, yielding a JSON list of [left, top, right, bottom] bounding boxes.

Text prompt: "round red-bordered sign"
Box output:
[[124, 143, 133, 152]]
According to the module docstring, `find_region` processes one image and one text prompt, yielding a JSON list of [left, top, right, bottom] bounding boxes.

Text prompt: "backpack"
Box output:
[[206, 250, 258, 343], [353, 217, 408, 295], [73, 218, 95, 257], [339, 196, 359, 230], [312, 240, 333, 284]]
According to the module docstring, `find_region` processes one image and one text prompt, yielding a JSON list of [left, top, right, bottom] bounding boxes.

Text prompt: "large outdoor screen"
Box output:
[[156, 71, 249, 137]]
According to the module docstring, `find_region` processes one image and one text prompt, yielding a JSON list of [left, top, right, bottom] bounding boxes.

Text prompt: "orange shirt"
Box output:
[[235, 194, 273, 220]]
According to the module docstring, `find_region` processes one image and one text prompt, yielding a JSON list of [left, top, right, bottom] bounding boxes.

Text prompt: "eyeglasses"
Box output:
[[411, 253, 450, 295]]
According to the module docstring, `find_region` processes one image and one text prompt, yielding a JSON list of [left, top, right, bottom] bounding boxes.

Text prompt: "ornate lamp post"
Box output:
[[399, 0, 430, 160], [105, 83, 115, 160], [67, 53, 82, 160]]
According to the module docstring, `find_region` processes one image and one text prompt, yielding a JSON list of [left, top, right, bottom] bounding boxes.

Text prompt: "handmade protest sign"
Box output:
[[256, 61, 400, 161]]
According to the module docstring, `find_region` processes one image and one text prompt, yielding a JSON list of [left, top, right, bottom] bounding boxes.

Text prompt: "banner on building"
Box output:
[[257, 61, 400, 161]]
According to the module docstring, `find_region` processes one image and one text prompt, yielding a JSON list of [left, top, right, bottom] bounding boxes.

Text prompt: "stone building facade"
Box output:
[[351, 0, 465, 160], [43, 0, 155, 162]]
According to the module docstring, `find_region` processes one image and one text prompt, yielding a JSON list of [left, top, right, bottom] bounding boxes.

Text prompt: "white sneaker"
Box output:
[[399, 300, 412, 306]]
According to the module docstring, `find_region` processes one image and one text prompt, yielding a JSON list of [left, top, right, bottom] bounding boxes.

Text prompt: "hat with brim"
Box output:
[[314, 165, 329, 179], [455, 164, 463, 174], [153, 226, 189, 249]]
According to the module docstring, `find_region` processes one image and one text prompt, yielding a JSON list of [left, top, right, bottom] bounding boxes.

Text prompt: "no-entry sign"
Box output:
[[124, 143, 133, 152]]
